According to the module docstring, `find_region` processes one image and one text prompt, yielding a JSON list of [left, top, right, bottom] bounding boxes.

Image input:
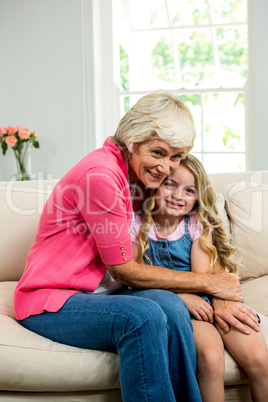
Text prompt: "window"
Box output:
[[114, 0, 248, 172]]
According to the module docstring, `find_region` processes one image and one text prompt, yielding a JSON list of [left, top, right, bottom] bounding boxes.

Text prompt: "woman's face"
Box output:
[[154, 165, 197, 218], [128, 138, 186, 189]]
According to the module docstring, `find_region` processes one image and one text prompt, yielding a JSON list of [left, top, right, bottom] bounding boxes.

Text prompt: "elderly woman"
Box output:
[[14, 91, 259, 402]]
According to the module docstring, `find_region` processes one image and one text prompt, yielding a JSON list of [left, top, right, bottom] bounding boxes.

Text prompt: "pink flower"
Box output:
[[6, 126, 17, 135], [16, 125, 26, 131], [5, 135, 18, 147], [18, 129, 30, 140], [0, 127, 7, 137]]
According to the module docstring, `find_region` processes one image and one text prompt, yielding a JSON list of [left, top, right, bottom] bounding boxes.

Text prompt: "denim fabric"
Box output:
[[20, 290, 201, 402], [145, 217, 192, 271], [145, 216, 211, 308]]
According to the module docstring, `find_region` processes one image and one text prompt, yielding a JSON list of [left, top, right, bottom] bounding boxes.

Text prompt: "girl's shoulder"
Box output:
[[188, 213, 204, 242]]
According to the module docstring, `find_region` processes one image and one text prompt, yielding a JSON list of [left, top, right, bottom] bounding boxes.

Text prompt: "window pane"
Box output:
[[216, 26, 248, 82], [210, 0, 247, 24], [178, 94, 202, 152], [174, 29, 216, 84], [152, 34, 175, 85], [120, 94, 145, 117], [204, 153, 245, 173], [120, 45, 129, 91], [168, 0, 209, 26], [120, 96, 130, 114], [115, 0, 248, 173], [191, 153, 203, 164], [130, 31, 162, 91], [204, 92, 245, 152], [125, 0, 168, 29]]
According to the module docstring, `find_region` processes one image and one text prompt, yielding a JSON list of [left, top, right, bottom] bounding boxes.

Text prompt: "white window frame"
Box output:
[[88, 0, 268, 172], [114, 0, 249, 172]]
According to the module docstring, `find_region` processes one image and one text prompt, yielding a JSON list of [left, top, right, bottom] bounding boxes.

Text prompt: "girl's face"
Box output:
[[128, 138, 186, 189], [155, 165, 197, 218]]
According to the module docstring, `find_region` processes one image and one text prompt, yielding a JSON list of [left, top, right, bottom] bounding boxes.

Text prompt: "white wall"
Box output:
[[0, 0, 268, 181], [0, 0, 96, 181]]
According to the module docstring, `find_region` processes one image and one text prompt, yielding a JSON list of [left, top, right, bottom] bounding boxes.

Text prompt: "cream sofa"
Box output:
[[0, 171, 268, 402]]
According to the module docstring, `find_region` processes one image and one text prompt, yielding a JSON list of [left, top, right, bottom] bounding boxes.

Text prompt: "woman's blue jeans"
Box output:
[[20, 288, 201, 402]]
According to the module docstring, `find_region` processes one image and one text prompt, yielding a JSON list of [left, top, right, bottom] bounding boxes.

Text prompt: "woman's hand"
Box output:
[[212, 298, 261, 335], [208, 272, 243, 302], [178, 293, 214, 323]]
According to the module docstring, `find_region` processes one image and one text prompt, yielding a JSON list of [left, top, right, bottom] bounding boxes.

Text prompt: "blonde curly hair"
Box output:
[[138, 154, 239, 274]]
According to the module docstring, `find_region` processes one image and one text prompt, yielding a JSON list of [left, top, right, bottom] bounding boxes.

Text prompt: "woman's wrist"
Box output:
[[173, 272, 212, 294]]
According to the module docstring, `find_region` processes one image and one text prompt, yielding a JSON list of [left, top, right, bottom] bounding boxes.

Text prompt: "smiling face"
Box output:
[[127, 138, 186, 189], [154, 164, 198, 219]]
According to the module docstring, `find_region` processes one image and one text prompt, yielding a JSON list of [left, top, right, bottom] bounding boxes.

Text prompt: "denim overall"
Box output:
[[145, 216, 210, 307]]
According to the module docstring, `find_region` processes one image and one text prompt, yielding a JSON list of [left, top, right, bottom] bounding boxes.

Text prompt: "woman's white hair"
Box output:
[[112, 90, 196, 153]]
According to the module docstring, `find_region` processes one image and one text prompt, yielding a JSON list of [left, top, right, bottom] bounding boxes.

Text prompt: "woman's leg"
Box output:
[[192, 321, 225, 402], [122, 288, 202, 402], [216, 323, 268, 402], [21, 292, 177, 402]]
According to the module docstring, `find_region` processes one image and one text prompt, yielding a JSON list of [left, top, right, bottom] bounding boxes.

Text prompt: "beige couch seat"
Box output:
[[0, 172, 267, 401]]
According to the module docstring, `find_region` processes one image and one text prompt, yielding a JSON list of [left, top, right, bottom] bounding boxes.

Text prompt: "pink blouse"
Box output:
[[14, 138, 135, 320]]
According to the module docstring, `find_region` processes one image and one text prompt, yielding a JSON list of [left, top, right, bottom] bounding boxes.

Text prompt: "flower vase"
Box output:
[[14, 142, 32, 181]]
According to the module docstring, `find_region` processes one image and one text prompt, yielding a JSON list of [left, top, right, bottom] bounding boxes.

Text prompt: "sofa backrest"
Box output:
[[208, 170, 268, 192], [0, 180, 58, 281], [214, 171, 268, 281], [0, 171, 267, 282]]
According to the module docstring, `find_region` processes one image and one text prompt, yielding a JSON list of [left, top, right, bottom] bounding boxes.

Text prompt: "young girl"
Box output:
[[130, 154, 268, 402]]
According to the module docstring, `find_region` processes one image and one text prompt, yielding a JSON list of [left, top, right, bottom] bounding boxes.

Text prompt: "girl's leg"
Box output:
[[216, 323, 268, 402], [20, 292, 176, 402], [122, 288, 202, 402], [192, 321, 225, 402]]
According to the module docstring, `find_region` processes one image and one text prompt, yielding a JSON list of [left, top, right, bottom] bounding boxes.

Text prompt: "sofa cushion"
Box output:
[[0, 281, 17, 319], [0, 181, 56, 281], [0, 281, 120, 393], [223, 181, 268, 281], [0, 313, 120, 392], [241, 275, 268, 317]]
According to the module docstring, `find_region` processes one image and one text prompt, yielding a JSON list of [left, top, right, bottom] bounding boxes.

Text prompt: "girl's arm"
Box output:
[[178, 233, 214, 322], [190, 232, 212, 274], [191, 232, 225, 274]]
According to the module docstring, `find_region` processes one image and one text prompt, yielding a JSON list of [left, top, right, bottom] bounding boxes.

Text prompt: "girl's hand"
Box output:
[[178, 293, 214, 323]]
